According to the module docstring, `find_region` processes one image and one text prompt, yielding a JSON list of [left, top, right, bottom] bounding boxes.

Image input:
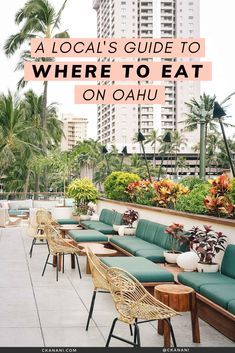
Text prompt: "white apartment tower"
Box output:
[[93, 0, 200, 153], [60, 114, 88, 151]]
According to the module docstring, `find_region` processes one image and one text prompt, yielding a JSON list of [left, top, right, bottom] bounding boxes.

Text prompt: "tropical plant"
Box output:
[[4, 0, 69, 189], [179, 176, 205, 191], [122, 209, 139, 228], [204, 174, 234, 217], [67, 178, 99, 209], [171, 131, 188, 176], [152, 179, 189, 208], [175, 183, 210, 215], [165, 223, 188, 253], [104, 171, 140, 201], [125, 180, 155, 206], [188, 225, 227, 264]]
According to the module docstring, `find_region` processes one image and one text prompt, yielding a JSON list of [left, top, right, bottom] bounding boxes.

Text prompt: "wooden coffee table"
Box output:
[[78, 242, 118, 274], [154, 284, 200, 347]]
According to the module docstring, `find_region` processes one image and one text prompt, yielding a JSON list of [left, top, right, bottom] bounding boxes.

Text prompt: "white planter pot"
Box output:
[[197, 263, 219, 273], [177, 251, 199, 272], [123, 227, 136, 236], [164, 251, 181, 264], [90, 214, 99, 221], [113, 224, 122, 232], [80, 215, 91, 221]]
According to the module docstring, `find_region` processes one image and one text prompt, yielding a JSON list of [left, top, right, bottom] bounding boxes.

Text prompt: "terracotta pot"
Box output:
[[164, 251, 182, 264], [196, 262, 219, 273]]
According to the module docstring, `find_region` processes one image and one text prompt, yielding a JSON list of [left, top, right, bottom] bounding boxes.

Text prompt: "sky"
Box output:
[[0, 0, 235, 138]]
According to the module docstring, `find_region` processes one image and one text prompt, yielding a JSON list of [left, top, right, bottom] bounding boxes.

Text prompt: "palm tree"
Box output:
[[144, 129, 160, 168], [171, 131, 188, 177], [177, 156, 188, 176], [0, 91, 41, 179], [158, 132, 174, 176], [4, 0, 69, 189]]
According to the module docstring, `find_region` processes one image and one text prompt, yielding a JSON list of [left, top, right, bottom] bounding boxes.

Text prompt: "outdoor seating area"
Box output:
[[0, 205, 234, 348]]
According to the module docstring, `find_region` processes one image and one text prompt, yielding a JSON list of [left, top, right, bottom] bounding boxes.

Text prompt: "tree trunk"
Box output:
[[24, 170, 31, 194], [42, 81, 48, 191], [153, 143, 156, 168]]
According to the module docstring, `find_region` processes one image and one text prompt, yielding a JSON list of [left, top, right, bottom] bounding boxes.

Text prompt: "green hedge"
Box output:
[[104, 171, 140, 202]]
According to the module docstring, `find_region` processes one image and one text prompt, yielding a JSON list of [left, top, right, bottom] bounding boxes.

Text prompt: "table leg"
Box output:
[[163, 319, 171, 348], [158, 293, 169, 335], [58, 254, 62, 272], [71, 254, 75, 269], [53, 255, 57, 267], [190, 291, 200, 343]]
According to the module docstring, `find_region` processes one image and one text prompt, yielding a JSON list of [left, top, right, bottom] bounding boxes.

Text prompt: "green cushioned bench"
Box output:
[[81, 209, 123, 235], [9, 209, 29, 216], [110, 219, 188, 263], [57, 219, 79, 225], [68, 229, 108, 243], [178, 244, 235, 341], [101, 256, 174, 292]]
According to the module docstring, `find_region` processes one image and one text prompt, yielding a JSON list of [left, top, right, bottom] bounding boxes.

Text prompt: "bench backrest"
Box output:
[[136, 219, 188, 252], [221, 244, 235, 279], [99, 209, 123, 226]]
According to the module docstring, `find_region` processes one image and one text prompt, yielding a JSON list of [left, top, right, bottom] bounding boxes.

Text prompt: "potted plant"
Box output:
[[67, 178, 99, 221], [118, 209, 139, 236], [188, 225, 227, 272], [164, 223, 188, 263]]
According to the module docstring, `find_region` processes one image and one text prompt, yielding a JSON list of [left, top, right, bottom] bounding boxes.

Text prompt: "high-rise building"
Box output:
[[93, 0, 200, 153], [60, 114, 88, 151]]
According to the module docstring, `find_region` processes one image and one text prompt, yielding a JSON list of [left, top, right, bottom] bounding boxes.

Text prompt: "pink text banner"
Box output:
[[31, 38, 205, 58], [74, 85, 165, 105]]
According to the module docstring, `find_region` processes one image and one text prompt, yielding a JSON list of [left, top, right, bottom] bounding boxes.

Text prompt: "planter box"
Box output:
[[97, 198, 235, 264]]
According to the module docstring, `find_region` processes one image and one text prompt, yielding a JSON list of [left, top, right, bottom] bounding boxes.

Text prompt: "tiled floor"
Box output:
[[0, 224, 234, 347]]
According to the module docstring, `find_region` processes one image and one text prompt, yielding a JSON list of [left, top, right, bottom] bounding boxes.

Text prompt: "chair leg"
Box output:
[[105, 317, 118, 347], [134, 320, 141, 347], [62, 254, 65, 273], [42, 253, 50, 277], [29, 238, 35, 258], [75, 254, 82, 279], [56, 254, 59, 282], [165, 319, 177, 347], [129, 324, 133, 336], [86, 290, 97, 331]]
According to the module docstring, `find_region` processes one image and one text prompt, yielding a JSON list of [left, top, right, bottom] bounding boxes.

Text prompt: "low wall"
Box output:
[[97, 198, 235, 247]]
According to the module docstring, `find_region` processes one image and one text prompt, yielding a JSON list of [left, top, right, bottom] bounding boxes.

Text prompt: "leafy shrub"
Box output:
[[152, 179, 189, 208], [179, 176, 205, 191], [204, 174, 234, 217], [175, 183, 210, 214], [231, 178, 235, 204], [67, 178, 99, 207], [104, 172, 140, 201], [126, 180, 155, 206]]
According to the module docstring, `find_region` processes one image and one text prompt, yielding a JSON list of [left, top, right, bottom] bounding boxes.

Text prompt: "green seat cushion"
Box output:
[[101, 257, 174, 283], [228, 300, 235, 315], [221, 244, 235, 279], [178, 272, 235, 292], [110, 236, 160, 255], [57, 219, 79, 225], [9, 209, 28, 216], [200, 284, 235, 309], [135, 249, 165, 263], [81, 221, 116, 234], [68, 230, 108, 242]]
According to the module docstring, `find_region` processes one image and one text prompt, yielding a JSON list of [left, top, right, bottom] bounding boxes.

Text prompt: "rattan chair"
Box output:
[[42, 224, 83, 281], [105, 267, 178, 348], [85, 247, 133, 336], [28, 209, 59, 257]]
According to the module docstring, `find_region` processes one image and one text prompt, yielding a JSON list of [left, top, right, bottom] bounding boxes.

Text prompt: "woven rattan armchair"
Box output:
[[85, 247, 133, 336], [105, 267, 178, 348], [42, 224, 83, 281], [28, 209, 57, 257]]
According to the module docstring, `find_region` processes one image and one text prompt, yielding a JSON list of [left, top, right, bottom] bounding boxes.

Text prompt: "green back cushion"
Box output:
[[99, 209, 115, 225], [135, 219, 149, 240], [113, 212, 123, 225], [221, 244, 235, 279]]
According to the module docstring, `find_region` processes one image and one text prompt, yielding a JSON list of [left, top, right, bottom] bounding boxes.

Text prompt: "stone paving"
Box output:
[[0, 224, 234, 347]]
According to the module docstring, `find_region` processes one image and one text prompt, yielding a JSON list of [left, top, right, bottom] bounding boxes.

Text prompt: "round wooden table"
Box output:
[[78, 242, 118, 274], [155, 284, 200, 346]]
